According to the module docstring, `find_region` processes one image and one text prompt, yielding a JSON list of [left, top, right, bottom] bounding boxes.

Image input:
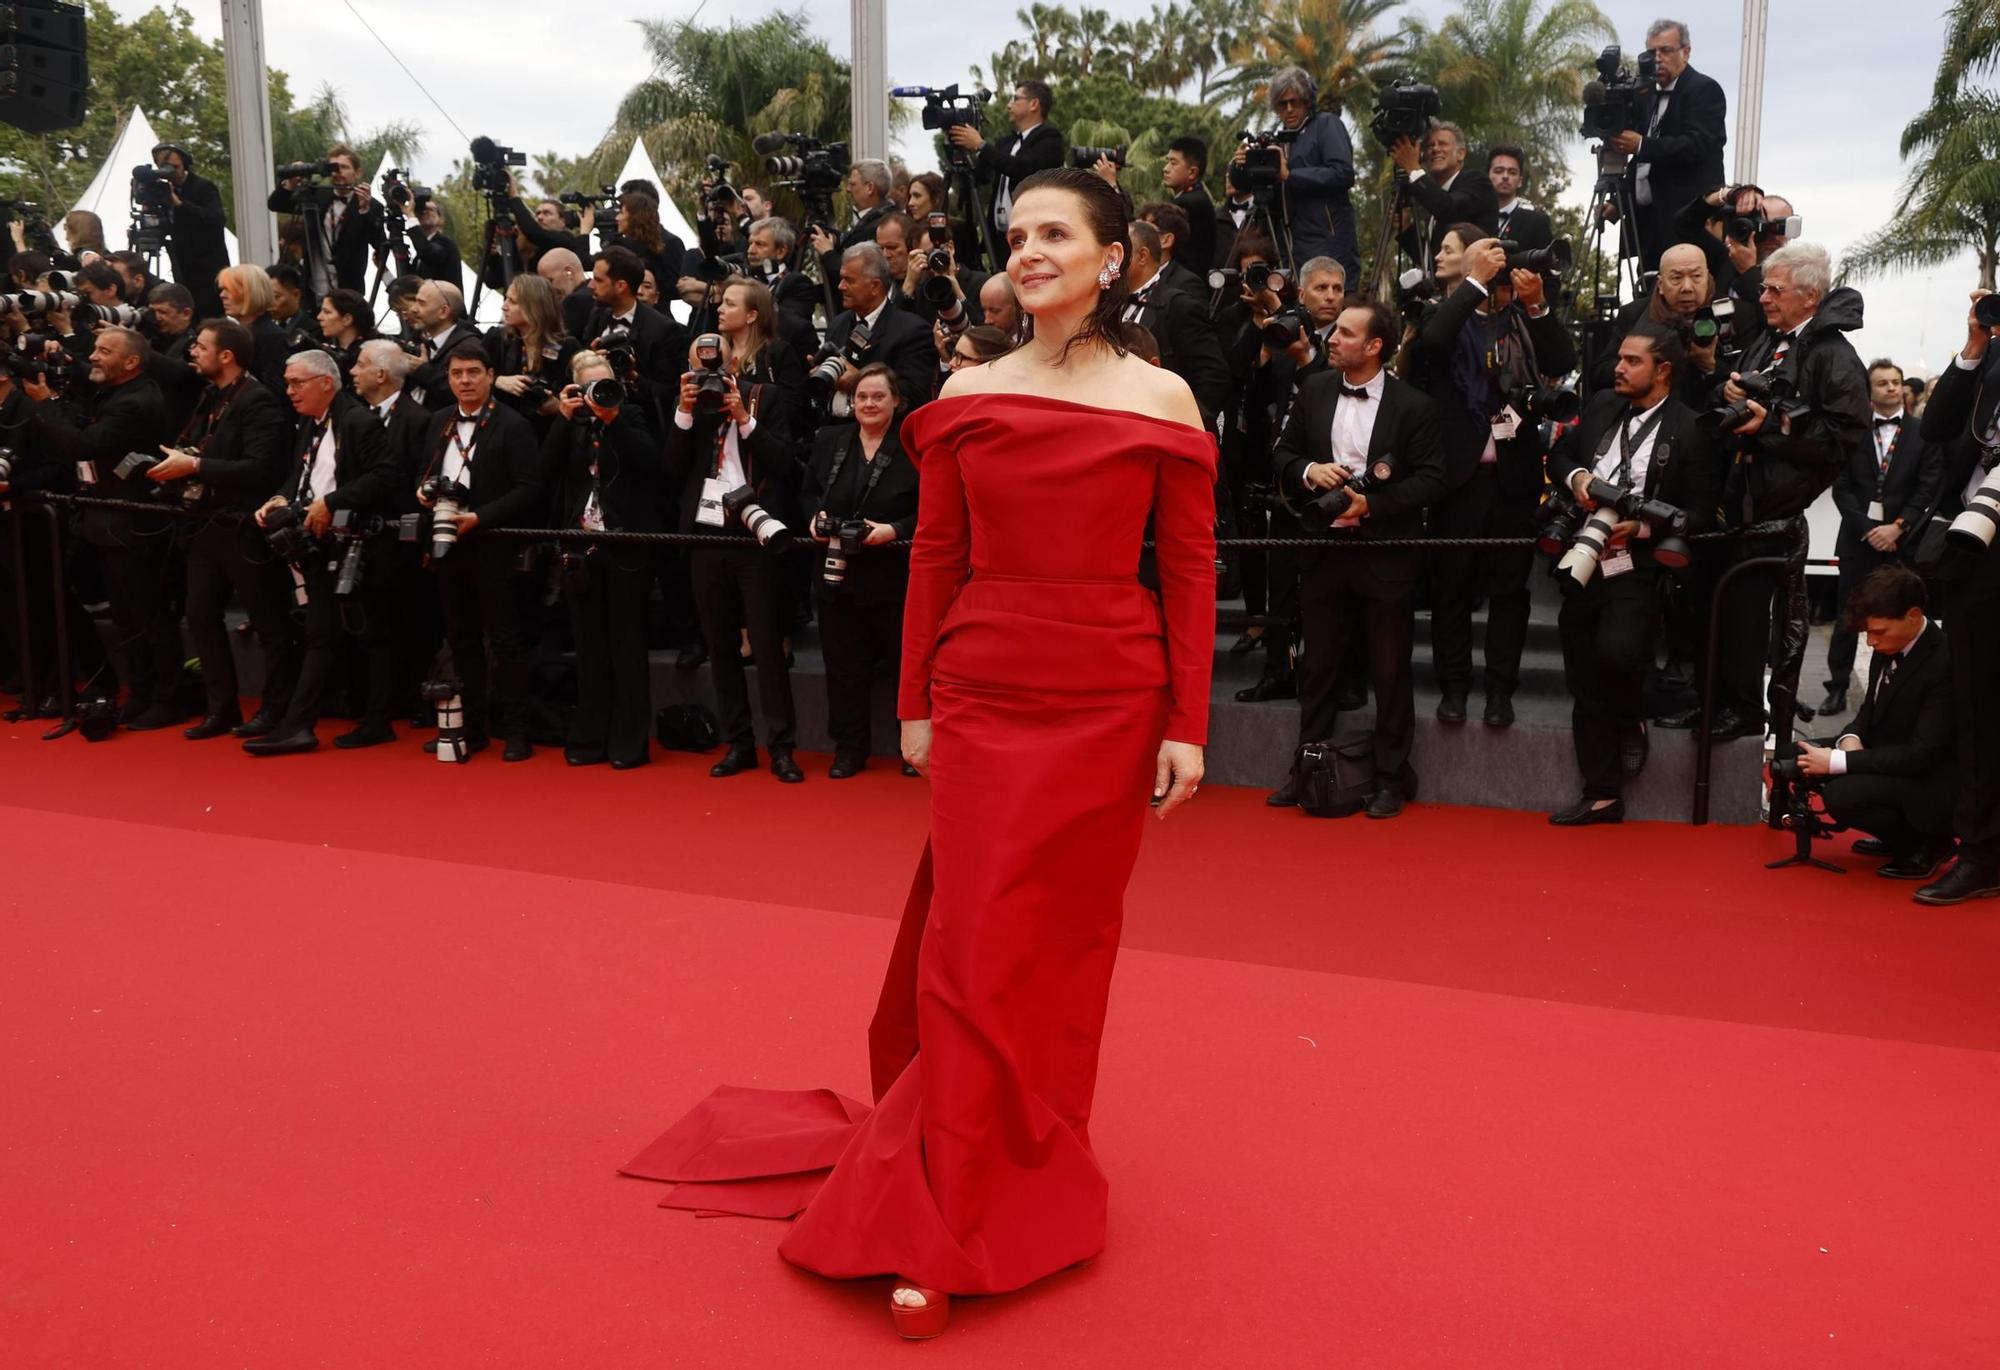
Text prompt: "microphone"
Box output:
[[469, 135, 498, 163], [889, 86, 936, 98], [750, 133, 793, 156], [1581, 81, 1606, 107]]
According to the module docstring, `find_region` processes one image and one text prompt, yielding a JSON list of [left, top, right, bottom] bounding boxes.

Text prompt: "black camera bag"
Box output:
[[655, 703, 721, 753], [1296, 732, 1377, 818]]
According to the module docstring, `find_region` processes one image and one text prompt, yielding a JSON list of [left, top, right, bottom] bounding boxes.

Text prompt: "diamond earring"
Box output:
[[1098, 263, 1119, 290]]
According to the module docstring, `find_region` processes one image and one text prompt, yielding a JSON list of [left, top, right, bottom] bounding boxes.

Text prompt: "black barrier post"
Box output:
[[4, 501, 37, 718], [33, 503, 75, 737], [1692, 550, 1792, 826]]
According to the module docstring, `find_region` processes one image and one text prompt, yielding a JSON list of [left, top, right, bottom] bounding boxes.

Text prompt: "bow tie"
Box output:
[[1340, 385, 1371, 401], [1874, 415, 1900, 428]]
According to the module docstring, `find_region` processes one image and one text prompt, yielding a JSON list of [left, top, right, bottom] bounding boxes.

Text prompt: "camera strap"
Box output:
[[581, 430, 606, 531], [823, 429, 893, 518], [1602, 406, 1665, 486]]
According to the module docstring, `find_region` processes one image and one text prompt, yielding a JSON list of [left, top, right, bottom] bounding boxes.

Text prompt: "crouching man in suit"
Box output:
[[1795, 564, 1957, 882]]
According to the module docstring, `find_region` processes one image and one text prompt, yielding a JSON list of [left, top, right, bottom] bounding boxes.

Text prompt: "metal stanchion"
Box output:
[[4, 501, 37, 718]]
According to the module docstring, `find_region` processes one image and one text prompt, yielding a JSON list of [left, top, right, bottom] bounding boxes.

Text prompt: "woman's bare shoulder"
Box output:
[[1117, 358, 1205, 432]]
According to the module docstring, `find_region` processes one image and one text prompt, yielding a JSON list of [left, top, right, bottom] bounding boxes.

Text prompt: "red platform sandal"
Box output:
[[890, 1281, 950, 1339]]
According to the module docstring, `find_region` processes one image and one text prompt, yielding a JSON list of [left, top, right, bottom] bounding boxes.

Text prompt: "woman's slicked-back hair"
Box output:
[[1012, 166, 1131, 366]]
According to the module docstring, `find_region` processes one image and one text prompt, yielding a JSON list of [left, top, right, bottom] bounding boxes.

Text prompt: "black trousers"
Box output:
[[1559, 568, 1663, 801], [1427, 468, 1535, 697], [97, 534, 183, 708], [185, 519, 301, 718], [1298, 549, 1417, 779], [1825, 529, 1895, 688], [692, 542, 795, 749], [1944, 553, 2000, 862], [817, 589, 903, 758], [285, 552, 400, 733], [565, 545, 654, 765], [386, 543, 441, 718], [1715, 548, 1784, 722], [281, 557, 340, 730], [435, 541, 531, 744], [1823, 771, 1954, 856]]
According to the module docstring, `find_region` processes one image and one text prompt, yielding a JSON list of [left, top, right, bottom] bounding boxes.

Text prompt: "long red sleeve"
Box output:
[[898, 436, 970, 720], [1153, 446, 1218, 743]]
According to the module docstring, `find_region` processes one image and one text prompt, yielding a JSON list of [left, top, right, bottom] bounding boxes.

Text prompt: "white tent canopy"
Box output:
[[67, 105, 241, 269], [613, 135, 693, 325]]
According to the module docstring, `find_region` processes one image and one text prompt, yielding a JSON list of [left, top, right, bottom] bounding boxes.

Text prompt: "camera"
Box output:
[[1506, 384, 1581, 425], [1535, 490, 1587, 556], [1948, 464, 2000, 550], [1691, 298, 1737, 348], [892, 83, 991, 133], [813, 511, 870, 587], [1501, 237, 1573, 277], [1973, 294, 2000, 330], [1296, 453, 1400, 533], [3, 336, 81, 393], [129, 165, 174, 253], [689, 332, 730, 412], [381, 168, 434, 219], [0, 445, 13, 483], [2, 198, 63, 264], [1260, 306, 1312, 350], [1708, 369, 1778, 431], [753, 131, 852, 229], [421, 674, 472, 764], [1369, 78, 1442, 149], [76, 302, 144, 329], [468, 136, 526, 196], [328, 508, 382, 598], [1070, 145, 1128, 169], [595, 323, 636, 378], [261, 501, 318, 566], [1580, 46, 1656, 140], [276, 160, 340, 181], [581, 376, 625, 410], [419, 476, 473, 559], [1711, 197, 1802, 246], [113, 451, 158, 481], [721, 485, 793, 549], [1214, 262, 1291, 295], [810, 321, 872, 390], [558, 184, 620, 217], [1231, 128, 1299, 197], [1553, 478, 1692, 588], [10, 288, 78, 316]]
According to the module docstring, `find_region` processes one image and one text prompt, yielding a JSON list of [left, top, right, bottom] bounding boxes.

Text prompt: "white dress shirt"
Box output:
[[301, 418, 339, 502], [442, 407, 481, 487], [1592, 395, 1669, 493], [1306, 368, 1386, 529]]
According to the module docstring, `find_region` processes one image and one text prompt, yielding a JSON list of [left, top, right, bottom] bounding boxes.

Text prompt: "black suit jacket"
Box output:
[[29, 378, 173, 542], [1834, 412, 1942, 540], [1841, 623, 1953, 781], [547, 403, 665, 534], [165, 173, 230, 310], [1126, 269, 1230, 424], [406, 227, 461, 284], [1173, 185, 1220, 274], [979, 123, 1064, 247], [800, 421, 919, 605], [1496, 202, 1552, 252], [376, 392, 433, 514], [663, 374, 800, 534], [267, 184, 386, 292], [1272, 371, 1448, 580], [418, 402, 544, 530], [1400, 168, 1500, 269], [583, 301, 689, 425], [1549, 391, 1722, 571], [1919, 352, 2000, 519], [1626, 67, 1728, 262], [821, 300, 937, 415], [278, 391, 395, 516], [183, 376, 290, 513], [407, 322, 487, 411]]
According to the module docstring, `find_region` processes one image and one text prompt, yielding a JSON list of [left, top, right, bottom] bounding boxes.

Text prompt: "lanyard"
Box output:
[[439, 403, 493, 473], [823, 428, 894, 518], [179, 377, 244, 450], [1608, 406, 1665, 487], [297, 418, 332, 502]]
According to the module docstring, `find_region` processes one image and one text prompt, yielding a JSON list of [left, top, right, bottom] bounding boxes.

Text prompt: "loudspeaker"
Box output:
[[0, 0, 86, 134]]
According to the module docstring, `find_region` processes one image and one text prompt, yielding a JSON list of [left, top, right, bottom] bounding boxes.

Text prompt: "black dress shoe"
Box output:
[[503, 738, 534, 762], [1482, 693, 1515, 727], [610, 755, 649, 771], [1879, 841, 1956, 881], [1227, 630, 1265, 657], [1364, 785, 1405, 819], [1435, 690, 1468, 724], [1620, 723, 1649, 779], [829, 754, 868, 779], [1706, 708, 1764, 741], [1914, 858, 2000, 905], [231, 710, 281, 739], [243, 726, 318, 756], [1266, 774, 1300, 808], [1550, 796, 1625, 826], [1851, 836, 1892, 857], [1817, 687, 1850, 716], [1652, 705, 1699, 731], [769, 747, 805, 783], [710, 744, 757, 777], [1234, 674, 1297, 703], [183, 709, 243, 740], [564, 747, 608, 766], [334, 722, 396, 749], [125, 703, 186, 732], [676, 644, 708, 670]]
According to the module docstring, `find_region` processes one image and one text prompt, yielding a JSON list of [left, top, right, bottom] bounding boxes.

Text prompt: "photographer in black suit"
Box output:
[[810, 159, 895, 281], [818, 244, 937, 420], [243, 350, 396, 756], [402, 280, 484, 411], [404, 197, 461, 285], [1548, 324, 1720, 825], [549, 350, 663, 770], [1164, 137, 1218, 272], [949, 80, 1064, 262], [582, 245, 688, 428], [1819, 359, 1941, 714], [1911, 288, 2000, 903], [22, 327, 179, 728], [1795, 565, 1956, 880], [1390, 123, 1499, 274], [144, 320, 295, 740], [267, 144, 386, 297], [1487, 145, 1552, 251], [417, 348, 546, 762], [151, 143, 230, 319], [1608, 19, 1728, 272], [802, 364, 919, 777], [1121, 220, 1230, 424], [1268, 300, 1448, 818]]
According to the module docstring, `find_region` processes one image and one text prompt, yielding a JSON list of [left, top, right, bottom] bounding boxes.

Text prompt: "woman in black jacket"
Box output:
[[549, 349, 664, 768], [489, 274, 579, 441]]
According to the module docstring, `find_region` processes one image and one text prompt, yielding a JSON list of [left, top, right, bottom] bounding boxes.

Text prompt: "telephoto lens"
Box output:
[[1949, 464, 2000, 550], [1535, 493, 1586, 556], [422, 676, 471, 764], [0, 446, 14, 483], [720, 485, 793, 549], [1556, 507, 1623, 589], [423, 478, 473, 560], [582, 377, 625, 410]]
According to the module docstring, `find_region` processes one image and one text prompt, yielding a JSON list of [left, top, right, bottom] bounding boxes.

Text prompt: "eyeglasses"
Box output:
[[1646, 44, 1685, 57], [1758, 282, 1792, 298], [1272, 96, 1306, 109]]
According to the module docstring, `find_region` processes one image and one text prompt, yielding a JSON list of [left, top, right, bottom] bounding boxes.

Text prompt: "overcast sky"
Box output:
[[111, 0, 1974, 372]]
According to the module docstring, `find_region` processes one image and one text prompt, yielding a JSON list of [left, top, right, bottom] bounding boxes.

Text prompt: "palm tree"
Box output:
[[1220, 0, 1408, 119], [1842, 88, 2000, 291], [1015, 4, 1077, 73], [273, 82, 423, 178]]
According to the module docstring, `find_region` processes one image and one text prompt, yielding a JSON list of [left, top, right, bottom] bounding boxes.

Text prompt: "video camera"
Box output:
[[892, 84, 991, 133], [128, 165, 175, 255], [468, 136, 526, 196], [1369, 78, 1441, 149], [1230, 128, 1299, 199], [1580, 46, 1657, 140], [754, 131, 851, 228], [1543, 478, 1692, 588], [558, 184, 621, 217]]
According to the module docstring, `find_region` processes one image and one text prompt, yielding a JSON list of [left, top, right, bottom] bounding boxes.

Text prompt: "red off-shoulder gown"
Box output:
[[624, 392, 1217, 1296]]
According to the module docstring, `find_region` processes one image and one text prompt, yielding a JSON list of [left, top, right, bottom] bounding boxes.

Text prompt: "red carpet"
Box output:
[[3, 720, 1996, 1366]]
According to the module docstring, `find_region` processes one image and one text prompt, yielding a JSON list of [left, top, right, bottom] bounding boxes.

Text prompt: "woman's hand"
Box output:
[[863, 519, 897, 546], [1153, 741, 1204, 819], [493, 374, 530, 396], [900, 719, 932, 776]]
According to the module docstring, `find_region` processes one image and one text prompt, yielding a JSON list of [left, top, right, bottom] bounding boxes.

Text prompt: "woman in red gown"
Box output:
[[623, 168, 1216, 1337]]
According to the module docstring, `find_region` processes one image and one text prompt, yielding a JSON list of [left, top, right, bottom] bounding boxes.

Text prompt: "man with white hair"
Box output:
[[1656, 241, 1869, 741], [244, 348, 395, 755], [1228, 66, 1359, 281]]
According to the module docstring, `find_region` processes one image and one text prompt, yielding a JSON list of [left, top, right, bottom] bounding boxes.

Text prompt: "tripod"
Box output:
[[468, 198, 519, 320], [1583, 143, 1646, 306], [1765, 762, 1846, 874], [942, 144, 1003, 274], [1365, 176, 1408, 302]]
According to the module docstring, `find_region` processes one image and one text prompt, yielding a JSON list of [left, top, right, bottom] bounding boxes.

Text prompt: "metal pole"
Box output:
[[850, 0, 889, 162], [1733, 0, 1769, 185], [219, 0, 278, 266]]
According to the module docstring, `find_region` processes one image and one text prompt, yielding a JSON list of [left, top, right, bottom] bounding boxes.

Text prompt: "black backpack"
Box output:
[[655, 703, 721, 753], [1296, 732, 1379, 818]]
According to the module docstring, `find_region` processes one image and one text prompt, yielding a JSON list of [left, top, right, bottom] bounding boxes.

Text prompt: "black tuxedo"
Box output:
[[1495, 201, 1552, 251], [1823, 624, 1957, 854], [802, 421, 920, 759], [1173, 185, 1220, 273], [1624, 67, 1728, 270], [1399, 168, 1500, 272], [1825, 412, 1942, 690], [1272, 370, 1447, 780], [821, 299, 937, 416], [1124, 268, 1230, 423], [819, 205, 891, 287], [979, 123, 1064, 258], [268, 183, 387, 293], [165, 172, 230, 318], [406, 323, 486, 411], [583, 300, 689, 428], [1549, 391, 1721, 568]]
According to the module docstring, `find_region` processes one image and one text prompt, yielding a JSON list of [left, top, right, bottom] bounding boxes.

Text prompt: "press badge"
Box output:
[[696, 476, 728, 527], [1491, 405, 1524, 443], [75, 460, 98, 486], [1867, 500, 1885, 521], [1600, 548, 1635, 578]]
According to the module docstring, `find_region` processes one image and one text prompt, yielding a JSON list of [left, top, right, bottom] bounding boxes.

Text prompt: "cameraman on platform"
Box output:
[[268, 144, 386, 297], [1230, 67, 1358, 281], [1548, 323, 1719, 825], [150, 142, 229, 319], [948, 80, 1064, 262], [1391, 122, 1498, 272], [244, 349, 395, 756], [404, 196, 460, 285], [1658, 242, 1867, 739]]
